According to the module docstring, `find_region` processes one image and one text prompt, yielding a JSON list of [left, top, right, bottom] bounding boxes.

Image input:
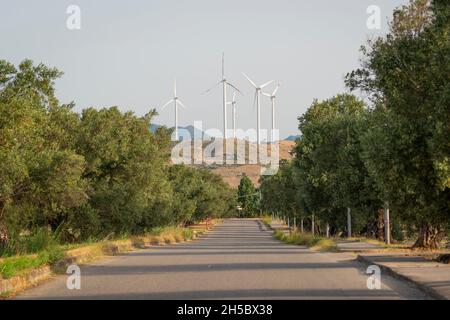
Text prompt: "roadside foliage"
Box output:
[[0, 60, 237, 257], [260, 0, 450, 248]]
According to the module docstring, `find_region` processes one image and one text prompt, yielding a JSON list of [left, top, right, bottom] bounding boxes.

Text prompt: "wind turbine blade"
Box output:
[[174, 79, 177, 97], [177, 100, 187, 109], [242, 73, 257, 88], [252, 91, 257, 111], [260, 80, 274, 89], [161, 99, 174, 110], [232, 92, 237, 102], [272, 83, 281, 96], [262, 92, 271, 97], [202, 81, 222, 95], [226, 81, 242, 94]]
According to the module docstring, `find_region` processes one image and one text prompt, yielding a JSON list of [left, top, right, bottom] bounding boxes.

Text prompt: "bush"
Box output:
[[0, 59, 236, 259], [0, 227, 61, 257]]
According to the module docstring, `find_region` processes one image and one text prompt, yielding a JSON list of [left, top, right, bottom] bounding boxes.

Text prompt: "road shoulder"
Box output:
[[357, 253, 450, 300]]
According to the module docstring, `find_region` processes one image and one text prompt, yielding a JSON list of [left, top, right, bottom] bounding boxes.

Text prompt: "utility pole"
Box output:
[[345, 126, 352, 238], [311, 214, 315, 235], [259, 189, 262, 216], [301, 217, 304, 233], [347, 207, 352, 238], [384, 202, 391, 245]]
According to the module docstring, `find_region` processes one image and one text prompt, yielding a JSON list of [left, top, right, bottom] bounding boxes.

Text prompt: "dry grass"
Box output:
[[274, 230, 338, 252], [1, 226, 199, 280], [260, 215, 272, 227], [345, 237, 450, 256]]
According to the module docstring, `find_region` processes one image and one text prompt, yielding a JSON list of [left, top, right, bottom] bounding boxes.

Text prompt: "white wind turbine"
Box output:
[[242, 73, 274, 146], [204, 53, 241, 141], [227, 92, 239, 140], [262, 82, 281, 143], [161, 79, 187, 141]]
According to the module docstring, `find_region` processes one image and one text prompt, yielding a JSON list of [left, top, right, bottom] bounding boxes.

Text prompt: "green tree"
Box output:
[[237, 175, 258, 217], [260, 160, 302, 223], [346, 0, 450, 248], [0, 58, 239, 254], [75, 107, 169, 236], [292, 94, 370, 235], [0, 60, 87, 248]]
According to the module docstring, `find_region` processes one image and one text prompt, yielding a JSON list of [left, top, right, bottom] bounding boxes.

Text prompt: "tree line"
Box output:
[[0, 59, 237, 254], [260, 0, 449, 248]]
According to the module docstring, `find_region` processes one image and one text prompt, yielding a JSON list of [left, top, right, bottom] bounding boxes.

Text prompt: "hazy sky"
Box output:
[[1, 0, 408, 139]]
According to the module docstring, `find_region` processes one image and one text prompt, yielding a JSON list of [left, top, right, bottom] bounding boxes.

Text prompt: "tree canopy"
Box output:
[[0, 59, 236, 253], [260, 0, 450, 248]]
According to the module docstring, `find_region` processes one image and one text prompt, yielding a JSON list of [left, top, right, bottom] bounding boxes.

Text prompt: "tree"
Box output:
[[346, 0, 450, 248], [0, 60, 87, 248], [0, 58, 239, 253], [237, 175, 258, 217], [260, 160, 302, 223], [75, 107, 169, 235], [292, 94, 371, 235]]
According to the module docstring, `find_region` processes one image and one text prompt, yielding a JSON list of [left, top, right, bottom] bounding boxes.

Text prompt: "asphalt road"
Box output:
[[17, 219, 427, 299]]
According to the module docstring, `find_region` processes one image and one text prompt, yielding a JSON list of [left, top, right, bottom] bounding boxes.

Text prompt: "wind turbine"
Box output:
[[204, 53, 241, 141], [227, 92, 239, 140], [161, 79, 187, 141], [242, 73, 274, 146], [262, 82, 281, 143]]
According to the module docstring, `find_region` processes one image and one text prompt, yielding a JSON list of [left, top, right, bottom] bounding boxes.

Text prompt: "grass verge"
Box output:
[[274, 230, 338, 252], [0, 246, 64, 279], [0, 225, 201, 280], [260, 215, 272, 227]]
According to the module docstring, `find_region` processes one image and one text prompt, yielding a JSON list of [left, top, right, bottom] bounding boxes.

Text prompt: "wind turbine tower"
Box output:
[[227, 92, 239, 140], [205, 53, 240, 141], [161, 79, 187, 141], [263, 83, 281, 143], [242, 73, 274, 146]]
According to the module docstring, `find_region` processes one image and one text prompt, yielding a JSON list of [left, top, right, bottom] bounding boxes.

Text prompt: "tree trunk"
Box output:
[[376, 209, 385, 241], [0, 201, 8, 250], [413, 222, 443, 249]]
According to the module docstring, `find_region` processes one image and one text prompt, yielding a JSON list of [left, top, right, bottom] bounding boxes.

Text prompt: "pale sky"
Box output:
[[1, 0, 408, 139]]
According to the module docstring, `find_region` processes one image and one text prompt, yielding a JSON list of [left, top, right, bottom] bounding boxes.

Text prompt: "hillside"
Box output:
[[210, 140, 295, 187], [171, 139, 296, 188]]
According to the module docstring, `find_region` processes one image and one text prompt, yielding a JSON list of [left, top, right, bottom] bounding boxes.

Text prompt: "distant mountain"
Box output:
[[149, 123, 162, 133], [178, 125, 210, 140], [284, 135, 300, 141], [149, 123, 209, 140]]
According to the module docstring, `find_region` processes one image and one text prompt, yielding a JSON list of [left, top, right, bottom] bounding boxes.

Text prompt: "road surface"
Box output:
[[17, 219, 426, 299]]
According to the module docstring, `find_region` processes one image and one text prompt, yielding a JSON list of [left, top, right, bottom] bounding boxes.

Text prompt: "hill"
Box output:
[[150, 123, 210, 139], [170, 139, 296, 188], [284, 135, 300, 141], [209, 140, 295, 187]]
